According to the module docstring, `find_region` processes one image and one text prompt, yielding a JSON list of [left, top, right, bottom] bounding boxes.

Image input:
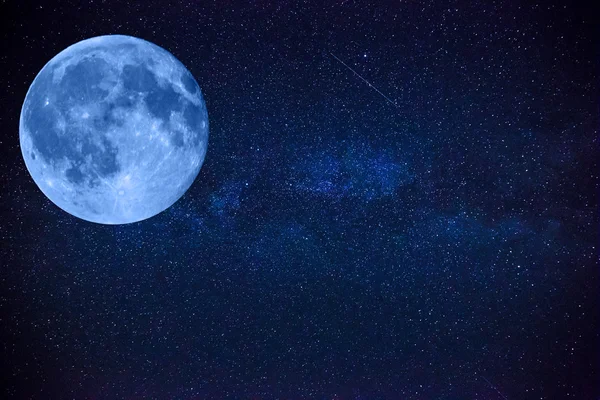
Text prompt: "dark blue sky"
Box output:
[[1, 0, 597, 399]]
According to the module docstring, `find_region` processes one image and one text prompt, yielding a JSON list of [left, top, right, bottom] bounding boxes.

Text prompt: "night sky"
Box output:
[[1, 1, 598, 399]]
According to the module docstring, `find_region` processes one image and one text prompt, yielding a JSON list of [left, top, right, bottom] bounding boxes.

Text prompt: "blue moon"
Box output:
[[19, 35, 209, 224]]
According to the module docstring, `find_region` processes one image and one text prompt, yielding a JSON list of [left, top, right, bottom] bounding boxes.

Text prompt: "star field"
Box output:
[[0, 0, 597, 399]]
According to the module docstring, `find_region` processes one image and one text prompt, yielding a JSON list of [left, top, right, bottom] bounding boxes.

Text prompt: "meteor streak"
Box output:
[[329, 52, 399, 108], [479, 375, 509, 400]]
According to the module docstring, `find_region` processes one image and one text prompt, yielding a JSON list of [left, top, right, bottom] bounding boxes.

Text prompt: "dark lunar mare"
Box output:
[[25, 54, 121, 185], [121, 63, 206, 149], [25, 44, 207, 185]]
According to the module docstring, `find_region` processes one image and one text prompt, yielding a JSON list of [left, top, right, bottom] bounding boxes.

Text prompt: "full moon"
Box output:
[[19, 35, 209, 224]]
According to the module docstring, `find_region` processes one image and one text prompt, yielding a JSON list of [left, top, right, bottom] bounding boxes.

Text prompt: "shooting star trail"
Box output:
[[479, 375, 509, 400], [329, 52, 399, 108]]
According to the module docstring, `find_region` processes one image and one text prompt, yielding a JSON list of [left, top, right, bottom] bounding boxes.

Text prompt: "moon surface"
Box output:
[[19, 35, 209, 224]]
